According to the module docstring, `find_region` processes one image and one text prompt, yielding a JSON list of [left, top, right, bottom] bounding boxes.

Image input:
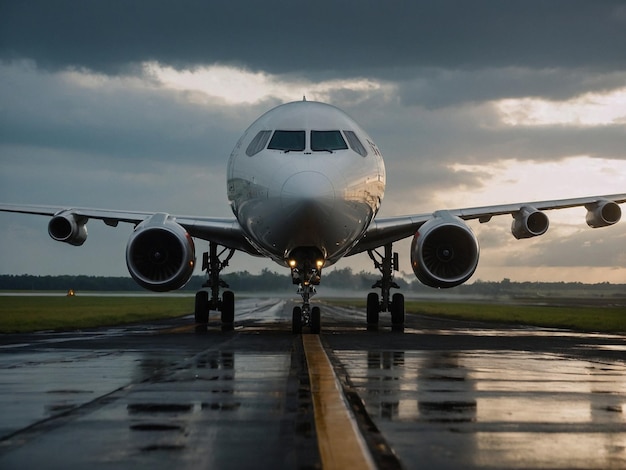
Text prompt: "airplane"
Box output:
[[1, 99, 625, 333]]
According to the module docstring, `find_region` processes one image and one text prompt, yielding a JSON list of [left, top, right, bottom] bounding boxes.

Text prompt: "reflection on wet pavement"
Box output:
[[0, 348, 300, 468], [0, 351, 147, 437], [335, 349, 626, 469], [116, 350, 294, 466]]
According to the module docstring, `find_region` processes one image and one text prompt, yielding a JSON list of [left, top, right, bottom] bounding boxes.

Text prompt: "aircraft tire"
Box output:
[[195, 291, 209, 324], [367, 292, 380, 324], [391, 293, 405, 325], [221, 290, 235, 324], [292, 306, 302, 334], [311, 306, 321, 334]]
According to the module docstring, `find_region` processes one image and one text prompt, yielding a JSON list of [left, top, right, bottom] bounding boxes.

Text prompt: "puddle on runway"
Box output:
[[0, 350, 148, 437], [335, 349, 626, 469], [0, 348, 304, 468]]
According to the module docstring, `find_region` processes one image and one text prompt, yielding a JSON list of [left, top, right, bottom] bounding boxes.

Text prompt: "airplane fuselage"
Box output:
[[227, 101, 386, 268]]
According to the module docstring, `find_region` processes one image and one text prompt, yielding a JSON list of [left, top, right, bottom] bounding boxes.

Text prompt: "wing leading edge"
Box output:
[[350, 193, 626, 255], [0, 203, 261, 255]]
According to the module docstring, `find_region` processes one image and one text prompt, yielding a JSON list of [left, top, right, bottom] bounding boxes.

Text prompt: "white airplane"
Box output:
[[2, 100, 625, 333]]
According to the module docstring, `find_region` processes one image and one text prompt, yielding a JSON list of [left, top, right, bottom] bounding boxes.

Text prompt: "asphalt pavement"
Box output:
[[0, 297, 625, 469]]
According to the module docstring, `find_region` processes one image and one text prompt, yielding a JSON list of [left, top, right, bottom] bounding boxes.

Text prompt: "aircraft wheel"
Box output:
[[221, 290, 235, 324], [366, 292, 380, 325], [195, 291, 209, 324], [311, 306, 321, 334], [391, 293, 405, 325], [292, 306, 302, 334]]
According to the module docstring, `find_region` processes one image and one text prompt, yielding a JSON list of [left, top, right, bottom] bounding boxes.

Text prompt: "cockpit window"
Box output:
[[343, 130, 368, 157], [311, 131, 348, 152], [246, 130, 272, 156], [268, 130, 306, 152]]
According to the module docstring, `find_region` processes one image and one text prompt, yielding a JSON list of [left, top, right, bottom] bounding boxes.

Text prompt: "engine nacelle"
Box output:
[[48, 211, 88, 246], [411, 213, 480, 288], [511, 206, 549, 239], [585, 199, 621, 228], [126, 214, 196, 292]]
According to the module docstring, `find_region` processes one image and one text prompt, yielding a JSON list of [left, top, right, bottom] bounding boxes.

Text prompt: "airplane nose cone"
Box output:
[[281, 171, 335, 206]]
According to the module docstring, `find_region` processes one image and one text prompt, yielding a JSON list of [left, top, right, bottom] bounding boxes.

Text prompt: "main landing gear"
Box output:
[[366, 243, 405, 329], [290, 249, 323, 335], [194, 242, 236, 330]]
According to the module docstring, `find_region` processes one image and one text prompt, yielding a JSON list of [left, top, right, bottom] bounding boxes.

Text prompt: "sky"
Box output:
[[1, 0, 626, 284]]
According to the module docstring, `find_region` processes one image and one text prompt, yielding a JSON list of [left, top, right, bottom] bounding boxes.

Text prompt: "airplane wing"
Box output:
[[349, 193, 626, 255], [0, 203, 261, 255]]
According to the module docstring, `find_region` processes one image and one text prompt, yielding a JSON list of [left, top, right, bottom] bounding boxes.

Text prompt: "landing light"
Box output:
[[316, 260, 324, 269], [289, 259, 297, 268]]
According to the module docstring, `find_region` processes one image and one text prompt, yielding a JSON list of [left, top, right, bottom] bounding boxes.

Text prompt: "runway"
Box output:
[[0, 298, 625, 469]]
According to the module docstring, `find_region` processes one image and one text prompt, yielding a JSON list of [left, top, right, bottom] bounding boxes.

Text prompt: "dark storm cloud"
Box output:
[[395, 68, 626, 108], [0, 63, 262, 164], [2, 0, 626, 76]]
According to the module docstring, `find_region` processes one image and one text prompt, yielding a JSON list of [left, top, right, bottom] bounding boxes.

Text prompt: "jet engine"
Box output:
[[411, 213, 480, 288], [585, 199, 621, 228], [511, 206, 549, 239], [126, 214, 196, 292], [48, 211, 88, 246]]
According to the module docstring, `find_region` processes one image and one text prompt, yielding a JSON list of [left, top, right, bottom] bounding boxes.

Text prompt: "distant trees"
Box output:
[[0, 275, 139, 291], [0, 273, 623, 295]]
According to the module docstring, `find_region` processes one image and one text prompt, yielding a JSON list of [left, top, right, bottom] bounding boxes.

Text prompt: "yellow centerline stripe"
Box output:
[[303, 335, 375, 470]]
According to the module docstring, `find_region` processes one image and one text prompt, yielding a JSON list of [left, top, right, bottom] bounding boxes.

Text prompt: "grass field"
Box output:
[[329, 299, 626, 333], [0, 295, 193, 333], [1, 295, 625, 334]]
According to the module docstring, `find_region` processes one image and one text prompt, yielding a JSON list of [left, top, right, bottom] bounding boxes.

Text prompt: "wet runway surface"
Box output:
[[1, 298, 625, 469]]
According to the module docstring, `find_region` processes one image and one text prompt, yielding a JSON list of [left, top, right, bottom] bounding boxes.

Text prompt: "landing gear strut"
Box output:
[[367, 243, 405, 328], [290, 250, 323, 334], [292, 284, 321, 334], [195, 242, 235, 328]]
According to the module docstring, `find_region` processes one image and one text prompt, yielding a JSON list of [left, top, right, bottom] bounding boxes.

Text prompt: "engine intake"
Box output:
[[126, 214, 196, 292], [411, 213, 480, 288], [511, 206, 549, 239], [585, 200, 621, 228], [48, 211, 88, 246]]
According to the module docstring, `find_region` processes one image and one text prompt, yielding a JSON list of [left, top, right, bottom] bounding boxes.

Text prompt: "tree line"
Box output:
[[0, 269, 624, 296]]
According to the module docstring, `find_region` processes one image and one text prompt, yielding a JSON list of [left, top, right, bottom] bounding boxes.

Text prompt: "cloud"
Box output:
[[0, 62, 257, 164], [2, 1, 626, 76], [496, 88, 626, 126], [395, 68, 626, 109]]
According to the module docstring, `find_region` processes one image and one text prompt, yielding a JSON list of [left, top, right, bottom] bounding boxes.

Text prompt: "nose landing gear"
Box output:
[[289, 248, 323, 334], [292, 284, 321, 334]]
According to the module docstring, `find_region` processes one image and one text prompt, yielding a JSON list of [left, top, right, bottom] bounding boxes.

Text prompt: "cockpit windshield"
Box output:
[[251, 129, 365, 156], [268, 130, 305, 152], [311, 131, 348, 152], [343, 130, 368, 157], [246, 130, 272, 156]]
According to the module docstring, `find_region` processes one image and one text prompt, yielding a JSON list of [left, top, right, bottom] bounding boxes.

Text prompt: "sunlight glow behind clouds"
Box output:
[[143, 62, 387, 104], [446, 156, 626, 225], [496, 88, 626, 126]]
